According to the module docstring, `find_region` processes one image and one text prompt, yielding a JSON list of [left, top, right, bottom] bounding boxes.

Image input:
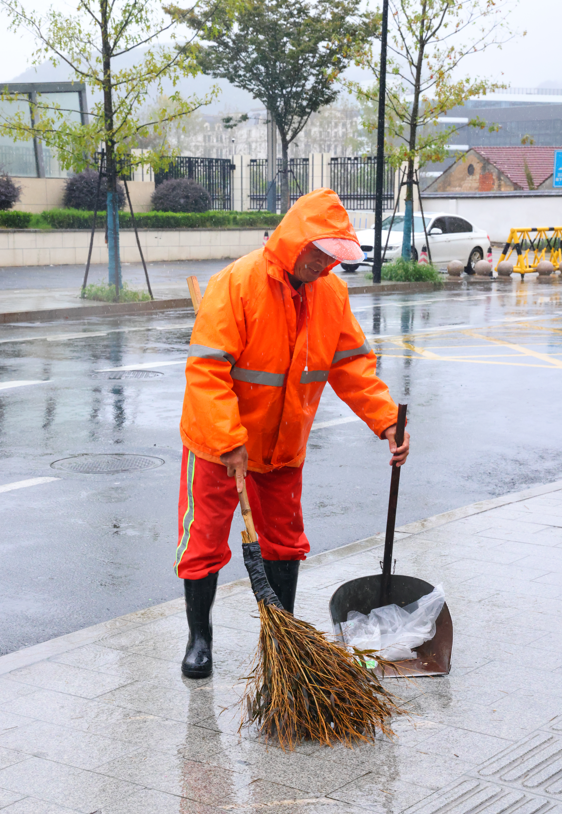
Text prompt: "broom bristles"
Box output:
[[241, 601, 404, 751]]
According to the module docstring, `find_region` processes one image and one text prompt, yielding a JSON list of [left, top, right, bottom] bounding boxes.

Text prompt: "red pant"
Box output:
[[175, 448, 310, 580]]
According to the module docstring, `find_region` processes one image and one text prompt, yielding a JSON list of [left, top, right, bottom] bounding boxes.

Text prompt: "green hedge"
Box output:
[[33, 208, 284, 231], [0, 210, 33, 228]]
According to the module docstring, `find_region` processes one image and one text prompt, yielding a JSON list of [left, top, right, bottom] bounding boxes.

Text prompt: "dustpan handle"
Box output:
[[381, 403, 407, 598]]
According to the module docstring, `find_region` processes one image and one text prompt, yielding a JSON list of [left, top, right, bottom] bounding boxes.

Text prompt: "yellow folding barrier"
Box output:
[[496, 227, 562, 277]]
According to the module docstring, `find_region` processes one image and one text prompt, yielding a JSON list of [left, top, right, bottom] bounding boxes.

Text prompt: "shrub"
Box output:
[[63, 170, 125, 211], [0, 210, 32, 228], [81, 282, 151, 303], [366, 257, 443, 286], [39, 208, 98, 229], [0, 173, 21, 211], [151, 178, 212, 213], [35, 208, 284, 230]]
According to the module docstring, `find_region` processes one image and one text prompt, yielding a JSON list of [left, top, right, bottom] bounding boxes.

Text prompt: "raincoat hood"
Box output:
[[263, 188, 360, 276]]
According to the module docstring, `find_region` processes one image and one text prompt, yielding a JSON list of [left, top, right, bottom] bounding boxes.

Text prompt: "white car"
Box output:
[[344, 212, 491, 273]]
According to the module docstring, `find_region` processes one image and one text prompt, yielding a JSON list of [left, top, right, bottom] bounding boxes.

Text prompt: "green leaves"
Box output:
[[180, 0, 377, 146], [0, 0, 216, 174], [351, 0, 513, 171]]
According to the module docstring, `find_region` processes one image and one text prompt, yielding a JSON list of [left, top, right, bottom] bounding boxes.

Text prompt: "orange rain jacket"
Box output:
[[180, 188, 398, 473]]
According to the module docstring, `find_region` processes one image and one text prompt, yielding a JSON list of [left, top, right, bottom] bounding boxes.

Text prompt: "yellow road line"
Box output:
[[420, 343, 562, 350], [389, 339, 441, 359], [511, 322, 562, 336], [462, 330, 562, 369]]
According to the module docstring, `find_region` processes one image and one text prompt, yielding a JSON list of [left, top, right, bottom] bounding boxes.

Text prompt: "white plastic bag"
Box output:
[[341, 584, 445, 662]]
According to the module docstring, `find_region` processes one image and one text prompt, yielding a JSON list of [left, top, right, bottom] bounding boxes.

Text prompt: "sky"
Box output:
[[0, 0, 559, 93]]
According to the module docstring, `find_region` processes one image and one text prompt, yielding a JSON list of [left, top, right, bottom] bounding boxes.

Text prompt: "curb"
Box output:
[[0, 296, 194, 324], [1, 477, 560, 676], [0, 280, 468, 325]]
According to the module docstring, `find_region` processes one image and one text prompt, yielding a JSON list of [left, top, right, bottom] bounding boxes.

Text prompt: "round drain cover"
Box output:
[[51, 454, 165, 474], [92, 370, 164, 380]]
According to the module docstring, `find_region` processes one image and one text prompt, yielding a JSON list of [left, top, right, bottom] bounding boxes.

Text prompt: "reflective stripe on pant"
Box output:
[[175, 447, 309, 580]]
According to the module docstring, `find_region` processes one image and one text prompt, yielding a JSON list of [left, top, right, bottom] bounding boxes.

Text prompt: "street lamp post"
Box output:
[[372, 0, 389, 284], [266, 112, 277, 213]]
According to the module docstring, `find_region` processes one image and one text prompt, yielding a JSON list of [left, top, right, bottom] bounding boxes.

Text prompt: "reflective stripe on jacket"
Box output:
[[180, 188, 398, 473]]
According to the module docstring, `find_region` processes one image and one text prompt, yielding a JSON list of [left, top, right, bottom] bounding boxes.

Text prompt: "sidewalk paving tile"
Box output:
[[0, 799, 80, 813], [1, 481, 562, 812], [0, 719, 140, 770], [0, 747, 28, 771], [5, 661, 133, 699], [201, 736, 375, 796], [0, 710, 34, 738], [0, 756, 142, 812], [0, 789, 26, 809], [0, 680, 36, 706], [413, 726, 512, 764], [95, 749, 253, 805], [329, 774, 431, 812], [98, 787, 220, 813]]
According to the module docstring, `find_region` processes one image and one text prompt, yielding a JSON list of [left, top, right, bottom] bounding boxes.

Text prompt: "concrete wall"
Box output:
[[15, 178, 155, 214], [126, 181, 154, 212], [0, 227, 266, 267], [421, 192, 562, 243], [16, 178, 66, 213]]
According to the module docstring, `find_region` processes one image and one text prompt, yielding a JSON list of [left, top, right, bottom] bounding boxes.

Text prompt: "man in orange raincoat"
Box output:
[[176, 188, 410, 678]]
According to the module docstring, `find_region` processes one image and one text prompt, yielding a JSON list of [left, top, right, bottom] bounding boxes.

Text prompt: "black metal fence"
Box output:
[[249, 158, 310, 210], [329, 156, 394, 210], [154, 157, 235, 210], [89, 152, 395, 212]]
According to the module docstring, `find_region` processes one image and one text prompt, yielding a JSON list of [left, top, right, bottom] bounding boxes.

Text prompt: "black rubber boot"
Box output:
[[263, 560, 300, 614], [181, 572, 218, 679]]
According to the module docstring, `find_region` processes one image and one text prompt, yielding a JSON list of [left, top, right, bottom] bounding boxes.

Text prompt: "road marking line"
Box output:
[[311, 416, 361, 431], [389, 339, 441, 359], [364, 313, 562, 344], [352, 295, 496, 312], [47, 331, 109, 341], [0, 322, 194, 345], [376, 353, 557, 368], [97, 361, 185, 371], [0, 380, 47, 391], [0, 477, 59, 494], [463, 331, 562, 369]]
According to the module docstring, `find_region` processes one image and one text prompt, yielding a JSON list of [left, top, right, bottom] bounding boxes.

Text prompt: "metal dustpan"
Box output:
[[329, 404, 453, 678]]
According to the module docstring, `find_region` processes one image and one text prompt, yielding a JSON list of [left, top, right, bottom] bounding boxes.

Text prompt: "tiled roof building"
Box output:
[[426, 146, 559, 193]]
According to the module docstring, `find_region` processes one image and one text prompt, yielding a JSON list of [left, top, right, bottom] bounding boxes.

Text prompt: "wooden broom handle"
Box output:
[[186, 275, 202, 314], [238, 482, 259, 543]]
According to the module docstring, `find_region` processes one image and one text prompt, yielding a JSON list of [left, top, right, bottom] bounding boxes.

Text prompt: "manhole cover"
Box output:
[[51, 454, 165, 474], [92, 370, 164, 380]]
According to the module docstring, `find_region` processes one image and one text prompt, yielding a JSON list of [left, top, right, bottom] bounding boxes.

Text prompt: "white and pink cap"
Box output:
[[313, 237, 364, 263]]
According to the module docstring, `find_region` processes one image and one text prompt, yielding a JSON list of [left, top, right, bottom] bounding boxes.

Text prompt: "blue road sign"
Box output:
[[554, 151, 562, 188]]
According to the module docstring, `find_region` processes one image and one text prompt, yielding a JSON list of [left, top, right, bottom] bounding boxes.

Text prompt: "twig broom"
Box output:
[[238, 485, 403, 750]]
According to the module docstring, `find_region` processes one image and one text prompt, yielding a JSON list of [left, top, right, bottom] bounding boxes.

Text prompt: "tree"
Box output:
[[352, 0, 516, 259], [0, 0, 215, 291], [172, 0, 378, 211]]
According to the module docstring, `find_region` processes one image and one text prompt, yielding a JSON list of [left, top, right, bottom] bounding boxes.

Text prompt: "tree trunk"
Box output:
[[401, 157, 415, 260], [101, 0, 122, 294], [401, 1, 426, 261], [280, 138, 290, 214]]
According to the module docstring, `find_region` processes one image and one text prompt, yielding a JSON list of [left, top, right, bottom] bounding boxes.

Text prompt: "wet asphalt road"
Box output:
[[1, 277, 562, 655]]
